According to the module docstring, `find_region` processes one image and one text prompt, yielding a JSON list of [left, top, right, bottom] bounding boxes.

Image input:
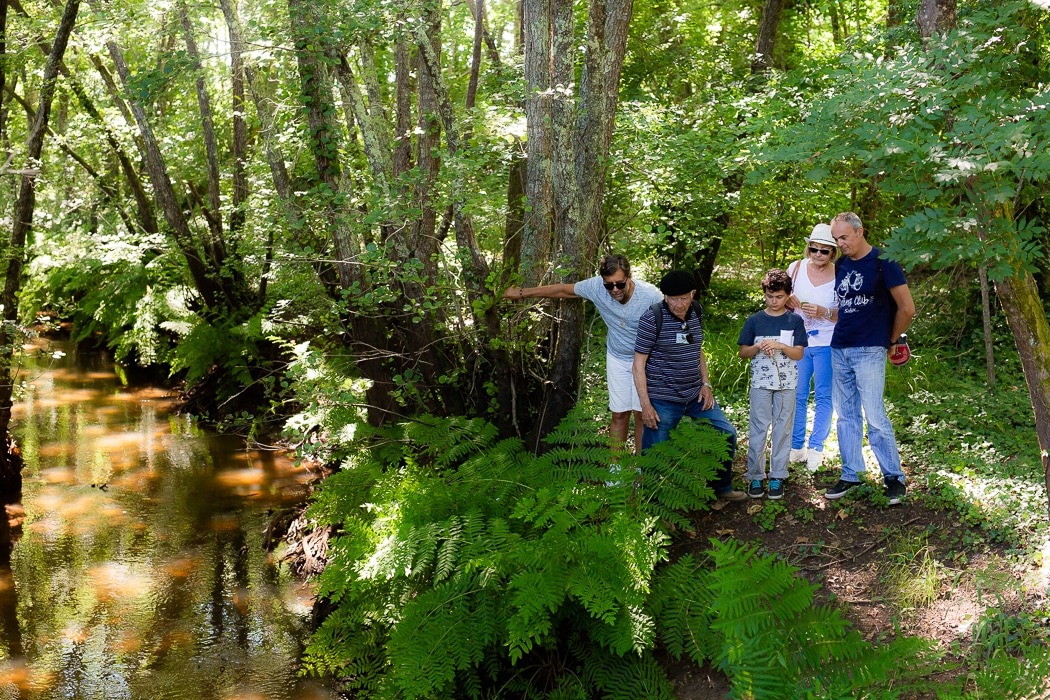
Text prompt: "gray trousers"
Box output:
[[746, 387, 797, 481]]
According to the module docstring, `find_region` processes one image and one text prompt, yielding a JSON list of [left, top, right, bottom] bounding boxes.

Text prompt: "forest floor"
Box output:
[[661, 456, 1050, 699]]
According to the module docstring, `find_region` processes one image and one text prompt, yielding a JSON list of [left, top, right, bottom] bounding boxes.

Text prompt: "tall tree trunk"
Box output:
[[288, 0, 398, 426], [994, 271, 1050, 516], [518, 0, 633, 448], [521, 0, 554, 285], [751, 0, 785, 74], [916, 0, 956, 39], [226, 0, 249, 235], [179, 1, 227, 255], [978, 265, 995, 386], [106, 41, 234, 315], [0, 0, 79, 501]]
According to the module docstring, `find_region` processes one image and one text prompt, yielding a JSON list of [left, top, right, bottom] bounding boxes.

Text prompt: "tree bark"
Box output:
[[521, 0, 554, 285], [994, 271, 1050, 517], [751, 0, 785, 75], [916, 0, 956, 39], [179, 1, 227, 255], [225, 0, 249, 235], [106, 41, 244, 316], [517, 0, 634, 448], [978, 265, 994, 386], [0, 0, 80, 501]]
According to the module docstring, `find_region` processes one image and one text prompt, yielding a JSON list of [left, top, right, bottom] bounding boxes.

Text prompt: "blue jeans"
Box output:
[[641, 398, 737, 494], [792, 345, 833, 451], [831, 347, 904, 483]]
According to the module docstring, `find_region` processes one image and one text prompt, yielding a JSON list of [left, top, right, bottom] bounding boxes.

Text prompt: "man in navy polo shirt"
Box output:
[[632, 270, 747, 502], [824, 212, 915, 505]]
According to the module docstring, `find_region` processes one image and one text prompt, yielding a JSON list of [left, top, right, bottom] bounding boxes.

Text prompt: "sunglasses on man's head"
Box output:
[[603, 280, 628, 290], [808, 246, 834, 256]]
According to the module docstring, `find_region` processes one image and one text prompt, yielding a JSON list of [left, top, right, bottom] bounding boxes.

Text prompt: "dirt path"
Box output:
[[663, 464, 1049, 698]]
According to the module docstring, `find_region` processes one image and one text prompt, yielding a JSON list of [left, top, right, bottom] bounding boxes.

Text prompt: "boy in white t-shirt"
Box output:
[[738, 269, 808, 500]]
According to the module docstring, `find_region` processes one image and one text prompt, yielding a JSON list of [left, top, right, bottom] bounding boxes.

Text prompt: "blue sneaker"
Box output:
[[748, 479, 765, 499], [768, 479, 784, 500]]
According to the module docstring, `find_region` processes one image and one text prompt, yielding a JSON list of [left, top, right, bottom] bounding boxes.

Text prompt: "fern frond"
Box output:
[[650, 555, 719, 664]]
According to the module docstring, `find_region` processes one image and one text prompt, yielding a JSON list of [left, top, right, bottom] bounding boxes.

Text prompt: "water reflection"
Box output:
[[1, 340, 340, 699]]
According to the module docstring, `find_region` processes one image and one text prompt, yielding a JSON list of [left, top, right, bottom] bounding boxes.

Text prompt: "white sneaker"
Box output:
[[806, 450, 824, 471], [789, 448, 807, 463]]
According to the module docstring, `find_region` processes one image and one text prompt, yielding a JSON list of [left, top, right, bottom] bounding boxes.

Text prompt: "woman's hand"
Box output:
[[800, 302, 820, 318], [786, 294, 801, 310]]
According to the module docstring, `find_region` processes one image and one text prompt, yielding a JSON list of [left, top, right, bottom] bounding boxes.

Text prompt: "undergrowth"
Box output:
[[294, 407, 1050, 699]]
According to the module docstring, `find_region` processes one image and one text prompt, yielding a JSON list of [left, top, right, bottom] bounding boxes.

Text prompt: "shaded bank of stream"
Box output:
[[0, 338, 340, 699]]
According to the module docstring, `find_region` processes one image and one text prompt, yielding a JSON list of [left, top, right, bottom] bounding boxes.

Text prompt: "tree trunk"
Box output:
[[993, 271, 1050, 517], [226, 0, 249, 235], [751, 0, 785, 75], [517, 0, 634, 448], [106, 41, 246, 317], [288, 0, 399, 426], [978, 265, 995, 386], [521, 0, 555, 285], [179, 1, 227, 254], [916, 0, 956, 39], [0, 0, 79, 502]]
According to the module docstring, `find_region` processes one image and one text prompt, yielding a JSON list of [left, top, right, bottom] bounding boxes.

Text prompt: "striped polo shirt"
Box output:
[[634, 302, 705, 403]]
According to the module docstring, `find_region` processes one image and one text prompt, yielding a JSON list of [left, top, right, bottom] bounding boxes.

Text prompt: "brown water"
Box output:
[[0, 339, 341, 699]]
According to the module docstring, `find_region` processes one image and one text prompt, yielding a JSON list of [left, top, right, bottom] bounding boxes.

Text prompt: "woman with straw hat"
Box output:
[[786, 223, 839, 471]]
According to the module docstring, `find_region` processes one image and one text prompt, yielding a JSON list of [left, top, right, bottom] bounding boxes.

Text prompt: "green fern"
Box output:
[[705, 538, 937, 700], [302, 408, 957, 699]]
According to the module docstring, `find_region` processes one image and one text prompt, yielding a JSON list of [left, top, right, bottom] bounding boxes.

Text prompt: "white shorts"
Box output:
[[606, 353, 642, 413]]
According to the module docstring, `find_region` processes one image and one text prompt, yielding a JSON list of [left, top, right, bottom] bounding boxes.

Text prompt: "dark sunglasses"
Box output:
[[603, 280, 628, 290], [808, 246, 834, 256]]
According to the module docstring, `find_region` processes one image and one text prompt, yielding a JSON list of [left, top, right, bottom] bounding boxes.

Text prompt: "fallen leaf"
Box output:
[[836, 510, 849, 520], [747, 504, 763, 515], [716, 529, 734, 537], [794, 537, 809, 544], [710, 500, 727, 511]]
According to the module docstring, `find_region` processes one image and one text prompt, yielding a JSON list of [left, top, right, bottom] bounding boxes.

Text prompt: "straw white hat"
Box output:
[[805, 223, 836, 248]]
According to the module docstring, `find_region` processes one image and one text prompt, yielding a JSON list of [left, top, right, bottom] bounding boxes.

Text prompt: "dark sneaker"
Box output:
[[768, 479, 784, 500], [824, 479, 860, 500], [885, 477, 906, 505], [717, 489, 748, 502], [748, 479, 765, 499]]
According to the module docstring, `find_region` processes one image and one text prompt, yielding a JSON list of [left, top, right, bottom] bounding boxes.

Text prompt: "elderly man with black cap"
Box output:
[[632, 270, 747, 502]]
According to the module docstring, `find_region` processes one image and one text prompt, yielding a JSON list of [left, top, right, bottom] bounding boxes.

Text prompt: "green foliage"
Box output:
[[300, 407, 963, 698], [970, 605, 1050, 660], [23, 239, 182, 367], [652, 539, 939, 700], [751, 500, 788, 532], [302, 409, 728, 697], [881, 532, 945, 609], [763, 1, 1050, 277], [886, 351, 1045, 545]]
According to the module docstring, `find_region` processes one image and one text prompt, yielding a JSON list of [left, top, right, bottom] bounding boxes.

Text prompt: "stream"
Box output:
[[0, 338, 341, 699]]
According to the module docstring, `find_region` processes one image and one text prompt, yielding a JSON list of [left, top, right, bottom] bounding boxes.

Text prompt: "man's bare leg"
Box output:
[[610, 410, 631, 457], [633, 410, 644, 455]]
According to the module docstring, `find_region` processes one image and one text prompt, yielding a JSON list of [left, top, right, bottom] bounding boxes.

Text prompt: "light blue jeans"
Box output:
[[831, 347, 904, 484], [792, 345, 833, 452]]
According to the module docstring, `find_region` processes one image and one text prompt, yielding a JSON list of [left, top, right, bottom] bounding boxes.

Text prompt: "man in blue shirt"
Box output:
[[824, 212, 916, 505]]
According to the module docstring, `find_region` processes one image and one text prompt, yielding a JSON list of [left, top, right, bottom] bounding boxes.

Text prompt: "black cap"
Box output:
[[659, 270, 696, 296]]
